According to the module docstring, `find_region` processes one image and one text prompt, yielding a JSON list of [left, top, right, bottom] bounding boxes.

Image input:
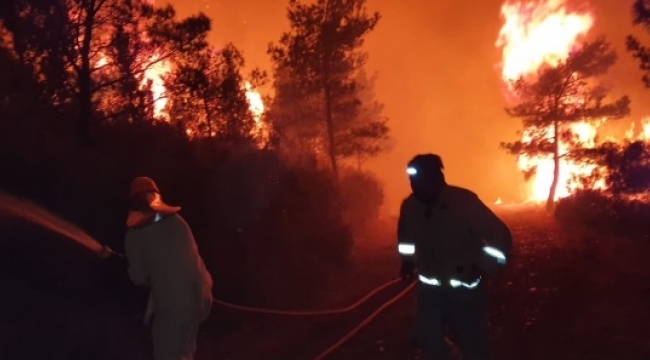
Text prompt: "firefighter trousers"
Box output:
[[151, 299, 212, 360], [415, 283, 490, 360]]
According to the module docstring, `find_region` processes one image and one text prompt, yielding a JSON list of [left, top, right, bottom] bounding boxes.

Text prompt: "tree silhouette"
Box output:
[[0, 0, 210, 142], [335, 70, 391, 169], [627, 0, 650, 88], [168, 44, 258, 145], [268, 0, 382, 177], [502, 37, 630, 211]]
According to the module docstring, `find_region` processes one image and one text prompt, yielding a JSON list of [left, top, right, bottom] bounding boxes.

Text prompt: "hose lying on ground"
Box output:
[[312, 280, 417, 360], [213, 277, 402, 316]]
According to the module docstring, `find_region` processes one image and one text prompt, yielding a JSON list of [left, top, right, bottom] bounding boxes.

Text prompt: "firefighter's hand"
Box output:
[[98, 245, 123, 260], [400, 260, 415, 281], [458, 264, 484, 283]]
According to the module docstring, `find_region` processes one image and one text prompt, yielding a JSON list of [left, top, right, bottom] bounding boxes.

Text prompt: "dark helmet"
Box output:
[[406, 154, 444, 177]]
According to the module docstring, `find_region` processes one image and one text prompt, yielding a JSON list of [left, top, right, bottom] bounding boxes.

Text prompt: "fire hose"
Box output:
[[212, 276, 417, 360], [107, 250, 417, 359], [1, 192, 419, 358], [312, 280, 416, 360], [213, 277, 402, 316]]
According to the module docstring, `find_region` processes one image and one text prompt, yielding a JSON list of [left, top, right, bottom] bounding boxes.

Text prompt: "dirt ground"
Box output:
[[197, 207, 650, 360]]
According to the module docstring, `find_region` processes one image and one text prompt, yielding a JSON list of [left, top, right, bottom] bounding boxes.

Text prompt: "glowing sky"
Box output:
[[164, 0, 650, 212]]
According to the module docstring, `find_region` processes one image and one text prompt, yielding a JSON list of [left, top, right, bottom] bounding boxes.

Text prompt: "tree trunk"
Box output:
[[78, 3, 96, 144], [203, 97, 212, 138], [78, 74, 92, 142], [547, 119, 560, 212], [323, 86, 338, 179]]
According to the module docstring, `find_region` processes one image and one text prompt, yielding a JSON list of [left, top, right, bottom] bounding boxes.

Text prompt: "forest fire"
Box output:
[[516, 121, 607, 201], [497, 0, 594, 85], [244, 81, 269, 143], [497, 0, 597, 202], [94, 53, 171, 120], [142, 55, 172, 120], [95, 54, 267, 138], [70, 0, 267, 138], [625, 117, 650, 140]]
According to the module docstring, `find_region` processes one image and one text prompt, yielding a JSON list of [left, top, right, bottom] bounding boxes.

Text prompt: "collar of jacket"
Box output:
[[127, 212, 171, 230], [415, 184, 449, 210]]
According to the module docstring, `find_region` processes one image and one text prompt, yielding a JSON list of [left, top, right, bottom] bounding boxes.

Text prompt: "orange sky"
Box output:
[[164, 0, 650, 214]]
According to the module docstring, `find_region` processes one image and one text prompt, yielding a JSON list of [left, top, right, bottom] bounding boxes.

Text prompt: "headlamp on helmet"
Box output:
[[406, 154, 444, 177]]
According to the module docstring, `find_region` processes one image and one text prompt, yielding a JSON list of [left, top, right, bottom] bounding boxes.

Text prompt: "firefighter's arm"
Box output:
[[397, 202, 415, 259], [466, 194, 513, 270], [125, 234, 150, 286]]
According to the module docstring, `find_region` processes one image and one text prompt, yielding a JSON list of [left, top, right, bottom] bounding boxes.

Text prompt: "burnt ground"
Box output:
[[2, 207, 650, 360], [197, 207, 650, 360]]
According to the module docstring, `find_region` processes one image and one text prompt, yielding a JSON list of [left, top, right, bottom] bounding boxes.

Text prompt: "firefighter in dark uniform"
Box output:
[[397, 154, 512, 360]]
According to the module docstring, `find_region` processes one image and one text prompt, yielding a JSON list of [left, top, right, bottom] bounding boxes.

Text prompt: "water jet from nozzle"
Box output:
[[0, 191, 113, 257]]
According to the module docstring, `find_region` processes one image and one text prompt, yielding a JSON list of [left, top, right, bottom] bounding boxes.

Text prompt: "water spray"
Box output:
[[0, 191, 120, 259]]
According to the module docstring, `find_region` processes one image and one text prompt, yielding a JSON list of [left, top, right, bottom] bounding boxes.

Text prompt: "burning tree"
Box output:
[[167, 44, 261, 146], [268, 0, 387, 177], [501, 37, 630, 210], [575, 140, 650, 196], [0, 0, 210, 142]]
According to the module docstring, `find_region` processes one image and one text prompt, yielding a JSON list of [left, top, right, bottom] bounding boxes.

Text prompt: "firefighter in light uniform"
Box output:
[[124, 177, 213, 360], [397, 154, 512, 360]]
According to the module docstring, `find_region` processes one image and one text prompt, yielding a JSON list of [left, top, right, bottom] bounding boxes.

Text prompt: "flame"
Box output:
[[244, 81, 265, 124], [641, 118, 650, 140], [130, 0, 170, 120], [93, 53, 171, 120], [624, 117, 650, 141], [244, 81, 270, 146], [497, 0, 594, 83], [142, 55, 171, 120], [517, 121, 607, 202], [497, 0, 599, 202]]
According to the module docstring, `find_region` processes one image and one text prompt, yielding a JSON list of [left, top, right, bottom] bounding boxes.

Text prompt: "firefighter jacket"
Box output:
[[397, 185, 512, 287], [125, 213, 213, 311]]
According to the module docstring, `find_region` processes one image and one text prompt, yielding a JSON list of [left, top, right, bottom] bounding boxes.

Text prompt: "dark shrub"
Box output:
[[339, 169, 385, 230], [206, 152, 353, 308]]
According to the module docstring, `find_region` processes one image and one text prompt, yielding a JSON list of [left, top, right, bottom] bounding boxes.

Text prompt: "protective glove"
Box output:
[[454, 264, 483, 285], [97, 245, 126, 260], [400, 260, 415, 281], [98, 245, 116, 259]]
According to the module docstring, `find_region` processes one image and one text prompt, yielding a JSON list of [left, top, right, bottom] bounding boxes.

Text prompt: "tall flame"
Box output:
[[244, 81, 269, 146], [497, 0, 594, 83], [625, 117, 650, 141], [497, 0, 598, 202], [244, 81, 265, 124], [142, 55, 171, 120], [138, 0, 170, 120]]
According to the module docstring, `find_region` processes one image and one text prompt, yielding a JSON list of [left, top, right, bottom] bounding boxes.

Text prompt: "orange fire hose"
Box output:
[[213, 276, 417, 360], [212, 277, 402, 316], [311, 280, 416, 360]]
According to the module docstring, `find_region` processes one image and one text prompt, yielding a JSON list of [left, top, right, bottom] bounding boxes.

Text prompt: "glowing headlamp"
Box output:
[[406, 167, 417, 176]]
